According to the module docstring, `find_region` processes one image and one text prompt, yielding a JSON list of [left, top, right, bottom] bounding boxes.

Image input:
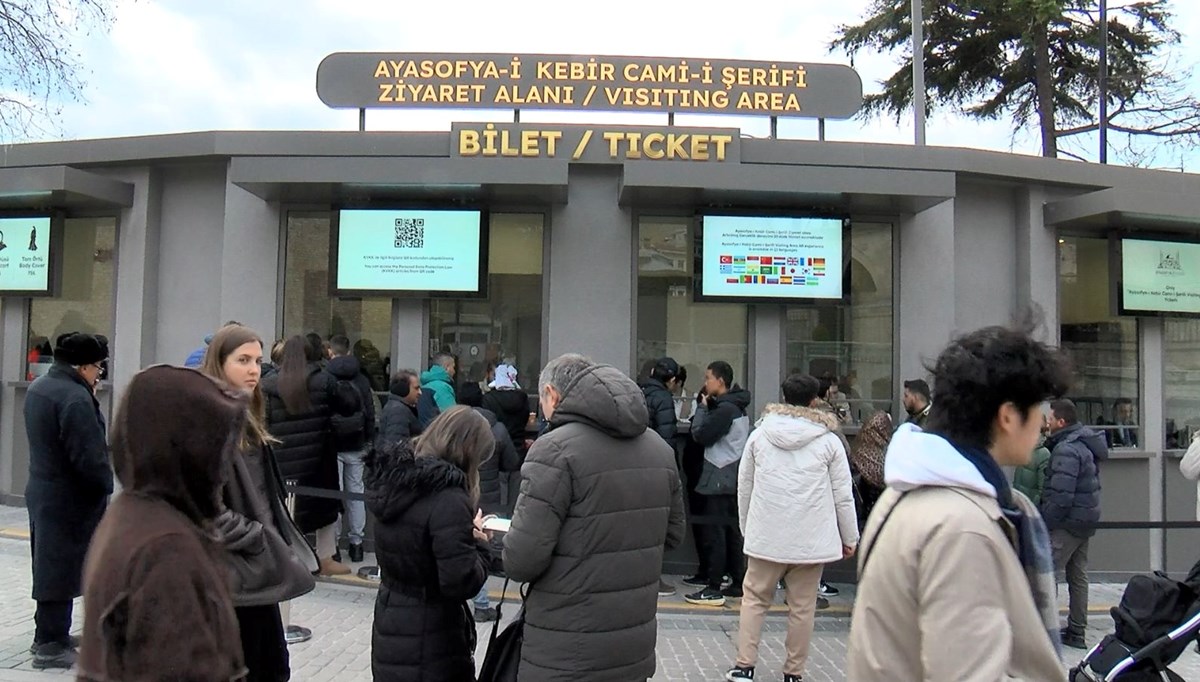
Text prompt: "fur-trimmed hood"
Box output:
[[364, 441, 470, 523], [756, 403, 840, 451]]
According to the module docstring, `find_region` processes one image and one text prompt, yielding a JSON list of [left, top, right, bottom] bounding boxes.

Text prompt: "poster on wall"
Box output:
[[1119, 237, 1200, 316], [333, 209, 487, 297], [696, 214, 844, 303], [0, 216, 55, 296]]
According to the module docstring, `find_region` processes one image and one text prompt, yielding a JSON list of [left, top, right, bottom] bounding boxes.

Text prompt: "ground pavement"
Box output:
[[2, 504, 1199, 681]]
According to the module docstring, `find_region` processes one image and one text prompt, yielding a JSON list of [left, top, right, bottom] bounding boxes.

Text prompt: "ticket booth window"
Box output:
[[636, 216, 748, 404], [429, 213, 544, 395], [1058, 235, 1140, 448], [783, 221, 894, 426], [283, 212, 393, 391], [1166, 318, 1200, 450], [26, 217, 117, 380]]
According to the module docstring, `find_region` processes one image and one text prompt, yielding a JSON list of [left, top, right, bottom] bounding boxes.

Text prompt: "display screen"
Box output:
[[0, 216, 54, 296], [696, 214, 844, 302], [1119, 237, 1200, 316], [333, 209, 487, 296]]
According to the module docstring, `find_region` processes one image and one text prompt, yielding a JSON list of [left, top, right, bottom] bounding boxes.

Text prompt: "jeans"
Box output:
[[472, 584, 490, 610], [34, 599, 72, 646], [337, 449, 367, 545], [1051, 529, 1090, 633]]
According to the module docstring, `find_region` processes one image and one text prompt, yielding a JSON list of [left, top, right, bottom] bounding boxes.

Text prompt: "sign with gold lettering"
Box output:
[[450, 124, 740, 163], [317, 53, 862, 119]]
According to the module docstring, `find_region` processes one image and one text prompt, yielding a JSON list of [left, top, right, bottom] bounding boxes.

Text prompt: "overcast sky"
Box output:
[[34, 0, 1200, 170]]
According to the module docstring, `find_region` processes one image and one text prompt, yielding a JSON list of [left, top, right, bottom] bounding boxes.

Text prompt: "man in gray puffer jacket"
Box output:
[[503, 354, 687, 682], [1042, 398, 1109, 649]]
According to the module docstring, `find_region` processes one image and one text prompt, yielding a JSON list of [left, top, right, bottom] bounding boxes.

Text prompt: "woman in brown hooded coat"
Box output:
[[77, 365, 247, 682]]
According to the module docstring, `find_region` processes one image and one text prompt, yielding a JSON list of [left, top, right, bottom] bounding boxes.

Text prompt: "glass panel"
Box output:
[[637, 216, 748, 404], [283, 212, 393, 391], [783, 222, 893, 425], [1059, 236, 1140, 447], [429, 213, 544, 394], [1165, 318, 1200, 450], [27, 217, 117, 380]]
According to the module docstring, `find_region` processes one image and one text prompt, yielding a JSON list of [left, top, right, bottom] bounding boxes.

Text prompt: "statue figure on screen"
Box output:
[[29, 226, 38, 251], [0, 230, 6, 251]]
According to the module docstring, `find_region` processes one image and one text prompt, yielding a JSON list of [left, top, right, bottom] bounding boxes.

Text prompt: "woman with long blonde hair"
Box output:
[[365, 405, 495, 681], [200, 324, 318, 682]]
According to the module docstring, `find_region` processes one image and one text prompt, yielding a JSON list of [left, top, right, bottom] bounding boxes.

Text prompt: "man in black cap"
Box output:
[[23, 332, 112, 669], [902, 378, 932, 429]]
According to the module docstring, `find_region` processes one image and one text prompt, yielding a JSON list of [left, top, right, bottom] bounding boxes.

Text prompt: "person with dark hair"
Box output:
[[23, 332, 112, 669], [377, 369, 423, 448], [365, 408, 495, 682], [327, 334, 376, 564], [901, 378, 932, 428], [200, 324, 317, 679], [77, 366, 246, 682], [503, 354, 685, 681], [686, 360, 752, 607], [417, 353, 456, 428], [1108, 397, 1138, 448], [261, 335, 359, 577], [640, 357, 684, 443], [725, 373, 858, 682], [1043, 397, 1108, 649], [848, 322, 1072, 681], [850, 411, 893, 520]]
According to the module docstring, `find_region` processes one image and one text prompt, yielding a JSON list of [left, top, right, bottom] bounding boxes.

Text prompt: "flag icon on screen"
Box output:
[[742, 276, 753, 283], [726, 278, 738, 284], [761, 257, 773, 265], [748, 255, 759, 261], [720, 265, 733, 274], [780, 276, 793, 284], [787, 257, 799, 265], [734, 257, 746, 264], [813, 258, 826, 266], [720, 255, 733, 264], [767, 278, 779, 284]]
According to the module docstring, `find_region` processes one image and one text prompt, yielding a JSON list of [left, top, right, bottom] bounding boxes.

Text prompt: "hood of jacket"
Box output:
[[1046, 423, 1109, 462], [111, 365, 248, 524], [639, 377, 672, 400], [364, 440, 469, 523], [550, 364, 649, 439], [883, 423, 997, 498], [713, 385, 752, 413], [421, 365, 453, 387], [326, 354, 362, 381], [472, 406, 498, 427], [484, 387, 528, 413], [756, 403, 839, 451]]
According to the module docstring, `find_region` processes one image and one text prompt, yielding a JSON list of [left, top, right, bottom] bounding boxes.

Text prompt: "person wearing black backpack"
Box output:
[[327, 335, 375, 564]]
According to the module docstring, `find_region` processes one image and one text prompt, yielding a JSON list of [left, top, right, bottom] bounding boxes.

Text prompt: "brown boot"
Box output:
[[319, 557, 351, 576]]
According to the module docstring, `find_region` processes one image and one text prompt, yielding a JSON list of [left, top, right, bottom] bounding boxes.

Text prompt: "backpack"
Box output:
[[329, 379, 366, 447], [1112, 571, 1198, 649]]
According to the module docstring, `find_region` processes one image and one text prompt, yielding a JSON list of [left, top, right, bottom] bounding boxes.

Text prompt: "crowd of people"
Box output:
[[21, 317, 1177, 681]]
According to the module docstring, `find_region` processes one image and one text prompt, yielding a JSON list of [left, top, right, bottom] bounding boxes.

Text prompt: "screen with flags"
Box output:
[[696, 214, 844, 302]]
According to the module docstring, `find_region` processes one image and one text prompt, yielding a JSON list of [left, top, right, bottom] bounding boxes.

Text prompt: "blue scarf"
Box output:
[[953, 442, 1063, 657]]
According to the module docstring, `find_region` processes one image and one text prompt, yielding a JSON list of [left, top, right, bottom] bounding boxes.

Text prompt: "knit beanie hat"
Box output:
[[53, 332, 109, 366]]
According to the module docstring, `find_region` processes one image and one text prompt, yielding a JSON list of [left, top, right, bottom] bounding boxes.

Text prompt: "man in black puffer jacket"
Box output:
[[1042, 398, 1109, 649], [504, 355, 686, 681], [639, 357, 682, 442]]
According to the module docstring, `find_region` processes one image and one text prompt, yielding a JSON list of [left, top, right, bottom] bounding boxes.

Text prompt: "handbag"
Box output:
[[477, 578, 526, 682]]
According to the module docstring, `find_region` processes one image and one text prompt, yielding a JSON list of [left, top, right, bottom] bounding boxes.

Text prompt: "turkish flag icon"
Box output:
[[719, 255, 733, 264]]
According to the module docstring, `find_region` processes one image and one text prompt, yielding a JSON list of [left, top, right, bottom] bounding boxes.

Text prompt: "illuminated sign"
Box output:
[[317, 53, 863, 119], [451, 123, 739, 163]]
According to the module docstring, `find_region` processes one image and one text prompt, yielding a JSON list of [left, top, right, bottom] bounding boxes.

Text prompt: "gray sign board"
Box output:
[[317, 53, 863, 119], [449, 123, 741, 163]]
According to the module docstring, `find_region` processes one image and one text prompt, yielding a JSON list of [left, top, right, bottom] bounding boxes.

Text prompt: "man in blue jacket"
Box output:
[[24, 333, 113, 669], [1041, 398, 1109, 649]]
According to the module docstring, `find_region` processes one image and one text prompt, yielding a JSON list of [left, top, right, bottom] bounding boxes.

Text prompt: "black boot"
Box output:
[[348, 543, 364, 563]]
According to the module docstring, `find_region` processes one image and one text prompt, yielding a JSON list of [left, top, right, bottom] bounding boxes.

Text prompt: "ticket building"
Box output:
[[1, 52, 1199, 578]]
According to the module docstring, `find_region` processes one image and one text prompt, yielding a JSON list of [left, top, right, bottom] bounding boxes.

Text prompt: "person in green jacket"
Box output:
[[420, 353, 458, 411], [1013, 411, 1051, 505]]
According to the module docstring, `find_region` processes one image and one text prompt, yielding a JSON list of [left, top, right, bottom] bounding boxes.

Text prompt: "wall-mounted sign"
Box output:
[[317, 53, 863, 119], [451, 123, 739, 163], [0, 216, 57, 297]]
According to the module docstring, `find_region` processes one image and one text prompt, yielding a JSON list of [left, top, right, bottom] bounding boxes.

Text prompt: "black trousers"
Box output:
[[700, 494, 744, 591], [236, 604, 291, 682], [34, 599, 73, 646]]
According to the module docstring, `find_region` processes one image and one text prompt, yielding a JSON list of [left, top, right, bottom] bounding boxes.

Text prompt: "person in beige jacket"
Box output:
[[1179, 435, 1200, 517], [848, 323, 1072, 682], [725, 374, 859, 682]]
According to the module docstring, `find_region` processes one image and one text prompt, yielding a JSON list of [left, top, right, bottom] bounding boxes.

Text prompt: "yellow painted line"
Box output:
[[0, 527, 30, 540]]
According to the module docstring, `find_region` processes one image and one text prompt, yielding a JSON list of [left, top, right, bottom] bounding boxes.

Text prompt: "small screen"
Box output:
[[0, 216, 53, 295], [1120, 237, 1200, 316], [699, 215, 844, 301], [334, 209, 484, 295]]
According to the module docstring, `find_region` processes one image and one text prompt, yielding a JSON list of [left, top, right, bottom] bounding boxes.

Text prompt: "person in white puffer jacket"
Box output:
[[723, 374, 859, 682]]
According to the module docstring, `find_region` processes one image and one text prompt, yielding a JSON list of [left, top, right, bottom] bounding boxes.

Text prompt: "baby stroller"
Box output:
[[1070, 560, 1200, 682]]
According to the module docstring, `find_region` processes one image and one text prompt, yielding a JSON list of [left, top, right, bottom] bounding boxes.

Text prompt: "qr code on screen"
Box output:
[[394, 218, 425, 248]]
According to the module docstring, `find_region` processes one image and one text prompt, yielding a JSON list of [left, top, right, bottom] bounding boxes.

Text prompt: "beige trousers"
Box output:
[[736, 556, 823, 676]]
